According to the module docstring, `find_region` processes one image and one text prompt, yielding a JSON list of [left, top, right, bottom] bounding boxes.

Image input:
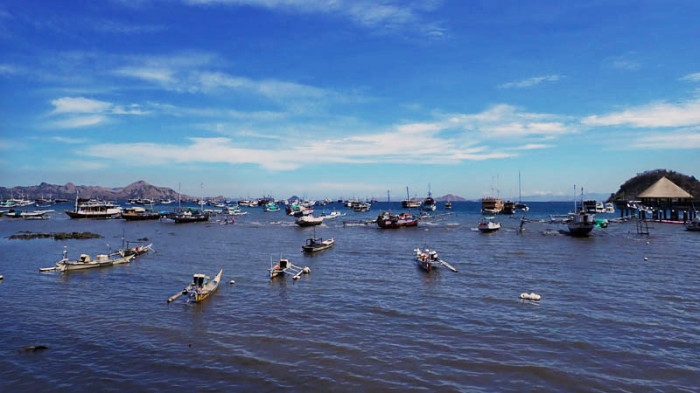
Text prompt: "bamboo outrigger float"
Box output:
[[269, 257, 310, 280], [168, 269, 223, 303], [413, 248, 458, 272]]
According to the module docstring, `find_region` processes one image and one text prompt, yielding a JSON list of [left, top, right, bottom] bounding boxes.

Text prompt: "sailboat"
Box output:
[[514, 171, 529, 212], [401, 187, 421, 209]]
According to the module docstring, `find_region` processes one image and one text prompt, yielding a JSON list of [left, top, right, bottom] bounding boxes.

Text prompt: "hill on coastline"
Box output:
[[0, 181, 190, 201], [609, 169, 700, 201]]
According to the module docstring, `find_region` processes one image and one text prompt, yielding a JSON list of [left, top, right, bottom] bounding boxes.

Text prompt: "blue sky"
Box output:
[[1, 0, 699, 199]]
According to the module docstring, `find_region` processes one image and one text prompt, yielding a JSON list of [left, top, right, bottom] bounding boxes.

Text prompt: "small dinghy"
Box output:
[[269, 257, 310, 280], [413, 248, 458, 272], [168, 269, 223, 303]]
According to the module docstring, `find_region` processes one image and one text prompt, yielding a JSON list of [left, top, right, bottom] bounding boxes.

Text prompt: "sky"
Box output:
[[1, 0, 699, 200]]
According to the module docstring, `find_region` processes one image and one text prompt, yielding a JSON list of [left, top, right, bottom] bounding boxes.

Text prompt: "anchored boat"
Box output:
[[413, 248, 458, 272], [377, 211, 418, 229], [478, 217, 501, 233], [302, 234, 334, 253], [168, 269, 223, 303], [40, 247, 134, 272], [269, 257, 310, 280]]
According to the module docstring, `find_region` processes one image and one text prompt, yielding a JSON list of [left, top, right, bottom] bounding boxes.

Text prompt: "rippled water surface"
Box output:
[[1, 202, 698, 392]]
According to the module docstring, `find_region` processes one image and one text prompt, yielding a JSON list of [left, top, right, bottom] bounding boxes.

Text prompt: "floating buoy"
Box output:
[[303, 267, 311, 274], [520, 292, 541, 301], [0, 275, 4, 280], [229, 280, 235, 285], [644, 257, 648, 261]]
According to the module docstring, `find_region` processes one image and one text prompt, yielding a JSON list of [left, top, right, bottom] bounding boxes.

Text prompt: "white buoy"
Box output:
[[0, 275, 4, 280], [229, 280, 235, 285], [520, 292, 541, 301], [644, 257, 648, 261]]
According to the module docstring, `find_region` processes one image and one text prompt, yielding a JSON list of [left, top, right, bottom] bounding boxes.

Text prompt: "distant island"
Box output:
[[0, 180, 189, 201]]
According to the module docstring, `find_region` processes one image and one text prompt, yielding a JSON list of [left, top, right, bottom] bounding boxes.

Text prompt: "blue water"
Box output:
[[1, 202, 698, 392]]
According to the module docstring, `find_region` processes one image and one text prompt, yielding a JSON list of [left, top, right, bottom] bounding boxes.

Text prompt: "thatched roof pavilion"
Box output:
[[638, 177, 692, 200]]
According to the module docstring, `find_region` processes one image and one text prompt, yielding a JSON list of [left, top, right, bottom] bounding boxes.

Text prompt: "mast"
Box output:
[[406, 186, 410, 200], [387, 190, 390, 203], [518, 171, 522, 203]]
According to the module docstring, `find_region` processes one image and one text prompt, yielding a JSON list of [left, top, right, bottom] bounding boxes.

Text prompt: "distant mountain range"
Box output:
[[0, 181, 190, 201], [1, 181, 621, 203]]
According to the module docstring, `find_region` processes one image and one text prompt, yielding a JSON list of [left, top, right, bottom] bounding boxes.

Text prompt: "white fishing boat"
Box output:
[[295, 215, 324, 227], [65, 195, 122, 219], [478, 217, 501, 232], [413, 248, 458, 272], [168, 269, 223, 303], [39, 247, 134, 272]]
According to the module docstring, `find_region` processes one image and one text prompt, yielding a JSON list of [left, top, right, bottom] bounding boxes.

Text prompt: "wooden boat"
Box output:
[[567, 210, 594, 236], [566, 186, 595, 236], [481, 197, 503, 214], [121, 206, 161, 221], [377, 211, 418, 229], [478, 217, 501, 232], [295, 215, 324, 227], [401, 186, 421, 208], [269, 258, 310, 280], [168, 269, 223, 303], [413, 248, 458, 272], [39, 247, 134, 272], [263, 202, 281, 212], [501, 201, 515, 215], [118, 242, 153, 257], [687, 217, 700, 231], [172, 208, 209, 223], [65, 198, 122, 219], [302, 236, 334, 253]]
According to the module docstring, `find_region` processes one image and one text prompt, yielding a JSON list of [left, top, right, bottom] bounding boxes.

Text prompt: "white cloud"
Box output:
[[680, 72, 700, 82], [47, 96, 148, 129], [183, 0, 441, 34], [604, 53, 641, 71], [583, 100, 700, 128], [51, 97, 112, 114], [628, 131, 700, 150], [52, 115, 108, 129], [498, 75, 563, 89], [508, 143, 555, 150], [446, 104, 576, 138]]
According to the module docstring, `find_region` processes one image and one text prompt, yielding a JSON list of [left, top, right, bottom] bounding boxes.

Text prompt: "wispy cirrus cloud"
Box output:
[[498, 75, 563, 89], [582, 99, 700, 128], [47, 96, 148, 129], [628, 130, 700, 149], [184, 0, 445, 36], [680, 72, 700, 82], [604, 52, 641, 71]]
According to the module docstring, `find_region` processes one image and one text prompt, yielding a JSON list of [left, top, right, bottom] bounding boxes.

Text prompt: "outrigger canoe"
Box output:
[[168, 269, 223, 303]]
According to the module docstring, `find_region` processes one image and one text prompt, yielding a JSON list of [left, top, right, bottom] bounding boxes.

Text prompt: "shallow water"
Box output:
[[1, 202, 698, 392]]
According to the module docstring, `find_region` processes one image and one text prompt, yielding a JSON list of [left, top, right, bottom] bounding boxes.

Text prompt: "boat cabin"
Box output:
[[305, 238, 321, 247], [278, 259, 290, 269], [193, 273, 206, 287], [79, 254, 91, 262]]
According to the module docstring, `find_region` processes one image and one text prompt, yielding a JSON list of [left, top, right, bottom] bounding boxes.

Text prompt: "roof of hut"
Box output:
[[638, 177, 692, 199]]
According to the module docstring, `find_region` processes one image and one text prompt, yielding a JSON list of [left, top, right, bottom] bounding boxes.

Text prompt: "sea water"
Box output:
[[0, 202, 698, 392]]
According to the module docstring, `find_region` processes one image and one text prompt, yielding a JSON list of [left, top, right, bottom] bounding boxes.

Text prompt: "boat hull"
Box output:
[[65, 210, 119, 219]]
